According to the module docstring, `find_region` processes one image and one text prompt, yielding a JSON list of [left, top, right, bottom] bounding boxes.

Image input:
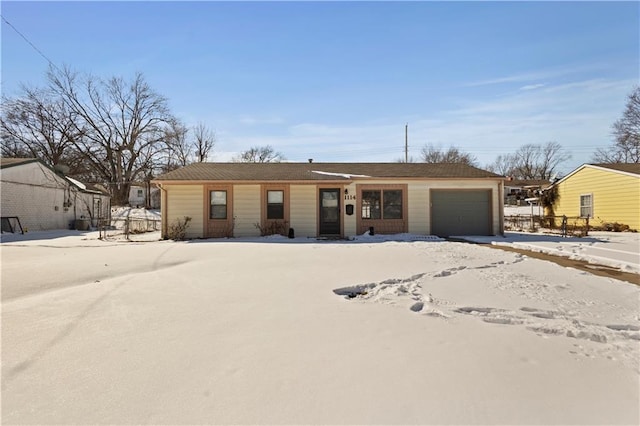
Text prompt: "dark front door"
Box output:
[[319, 189, 340, 235]]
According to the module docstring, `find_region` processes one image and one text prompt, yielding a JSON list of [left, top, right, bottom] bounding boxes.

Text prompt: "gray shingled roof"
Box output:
[[592, 163, 640, 175], [154, 162, 503, 182]]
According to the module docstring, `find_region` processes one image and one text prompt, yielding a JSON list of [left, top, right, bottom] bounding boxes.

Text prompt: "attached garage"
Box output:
[[430, 189, 492, 237]]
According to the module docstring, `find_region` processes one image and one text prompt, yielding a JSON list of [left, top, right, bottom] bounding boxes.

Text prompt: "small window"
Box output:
[[383, 190, 402, 219], [210, 190, 227, 219], [361, 190, 381, 219], [580, 194, 593, 218], [137, 189, 143, 197], [267, 190, 284, 219]]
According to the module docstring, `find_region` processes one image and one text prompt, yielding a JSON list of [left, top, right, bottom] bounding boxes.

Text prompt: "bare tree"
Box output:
[[420, 144, 477, 165], [192, 122, 215, 162], [165, 119, 191, 169], [487, 141, 570, 180], [593, 87, 640, 163], [234, 145, 285, 163], [0, 86, 86, 174], [538, 141, 570, 179], [47, 67, 177, 205], [161, 120, 216, 170], [486, 154, 512, 176]]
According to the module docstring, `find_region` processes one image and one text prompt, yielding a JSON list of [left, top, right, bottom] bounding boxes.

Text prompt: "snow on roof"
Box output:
[[311, 170, 371, 179], [66, 176, 86, 190]]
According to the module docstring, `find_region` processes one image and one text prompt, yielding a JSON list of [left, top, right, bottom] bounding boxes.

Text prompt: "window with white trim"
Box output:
[[580, 194, 593, 218]]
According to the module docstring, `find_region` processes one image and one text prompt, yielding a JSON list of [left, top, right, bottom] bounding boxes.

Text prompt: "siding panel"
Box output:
[[165, 185, 204, 238], [1, 162, 82, 231], [233, 185, 261, 237], [290, 185, 317, 237], [408, 182, 428, 234]]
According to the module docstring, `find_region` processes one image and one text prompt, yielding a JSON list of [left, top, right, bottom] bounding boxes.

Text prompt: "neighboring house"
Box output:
[[549, 163, 640, 231], [152, 162, 505, 239], [0, 158, 111, 232], [128, 183, 160, 208], [504, 179, 551, 205]]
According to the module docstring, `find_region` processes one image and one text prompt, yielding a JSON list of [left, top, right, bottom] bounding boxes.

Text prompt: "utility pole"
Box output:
[[405, 123, 408, 163]]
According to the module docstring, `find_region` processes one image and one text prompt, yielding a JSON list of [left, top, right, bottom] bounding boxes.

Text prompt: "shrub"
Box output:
[[168, 216, 192, 240], [255, 220, 289, 236], [596, 222, 635, 232]]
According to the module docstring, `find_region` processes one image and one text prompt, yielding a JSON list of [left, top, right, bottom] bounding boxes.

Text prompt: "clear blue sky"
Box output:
[[2, 1, 638, 175]]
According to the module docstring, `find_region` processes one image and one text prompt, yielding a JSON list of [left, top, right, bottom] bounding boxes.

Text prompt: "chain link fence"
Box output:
[[504, 215, 590, 237]]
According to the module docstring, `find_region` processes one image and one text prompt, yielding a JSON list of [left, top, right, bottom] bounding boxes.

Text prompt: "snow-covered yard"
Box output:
[[1, 230, 638, 424]]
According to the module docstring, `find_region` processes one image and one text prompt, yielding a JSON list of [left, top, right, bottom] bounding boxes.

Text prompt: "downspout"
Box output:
[[498, 179, 505, 236], [159, 183, 168, 239]]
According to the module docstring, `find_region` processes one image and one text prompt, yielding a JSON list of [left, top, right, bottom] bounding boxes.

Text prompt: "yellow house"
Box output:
[[153, 162, 506, 239], [550, 163, 640, 231]]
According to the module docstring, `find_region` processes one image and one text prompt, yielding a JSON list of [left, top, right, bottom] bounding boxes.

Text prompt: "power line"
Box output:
[[1, 14, 61, 72]]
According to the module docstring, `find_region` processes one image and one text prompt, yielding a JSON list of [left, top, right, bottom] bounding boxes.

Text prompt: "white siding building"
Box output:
[[1, 158, 110, 232]]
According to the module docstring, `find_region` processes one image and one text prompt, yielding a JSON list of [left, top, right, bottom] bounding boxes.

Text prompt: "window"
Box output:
[[210, 190, 227, 219], [383, 190, 402, 219], [267, 190, 284, 219], [362, 189, 402, 219], [137, 189, 143, 198], [580, 194, 593, 218], [361, 190, 381, 219]]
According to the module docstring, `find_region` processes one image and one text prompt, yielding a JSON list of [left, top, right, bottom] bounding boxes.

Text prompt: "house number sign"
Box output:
[[344, 194, 356, 200]]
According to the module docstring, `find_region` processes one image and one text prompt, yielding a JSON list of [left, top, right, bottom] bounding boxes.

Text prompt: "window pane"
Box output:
[[580, 194, 592, 218], [267, 204, 284, 219], [210, 190, 227, 219], [383, 190, 402, 219], [361, 190, 381, 219], [267, 190, 284, 204], [211, 205, 227, 219], [322, 191, 338, 208], [211, 191, 227, 205]]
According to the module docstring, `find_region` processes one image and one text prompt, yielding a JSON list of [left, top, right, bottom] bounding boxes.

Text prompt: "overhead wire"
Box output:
[[1, 14, 62, 73]]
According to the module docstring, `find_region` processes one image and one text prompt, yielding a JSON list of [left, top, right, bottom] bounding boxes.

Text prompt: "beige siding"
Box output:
[[290, 185, 317, 237], [343, 183, 357, 236], [407, 182, 429, 234], [233, 185, 261, 237], [165, 185, 204, 238], [554, 167, 640, 230]]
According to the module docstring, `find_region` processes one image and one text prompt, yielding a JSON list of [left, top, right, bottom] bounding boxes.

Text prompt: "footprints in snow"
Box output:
[[333, 272, 640, 349], [432, 255, 525, 279]]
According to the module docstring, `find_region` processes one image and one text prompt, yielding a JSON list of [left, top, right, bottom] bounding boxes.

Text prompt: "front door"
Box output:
[[319, 189, 340, 236]]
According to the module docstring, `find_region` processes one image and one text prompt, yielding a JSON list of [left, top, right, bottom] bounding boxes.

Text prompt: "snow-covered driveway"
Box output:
[[465, 231, 640, 273], [1, 232, 639, 424]]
